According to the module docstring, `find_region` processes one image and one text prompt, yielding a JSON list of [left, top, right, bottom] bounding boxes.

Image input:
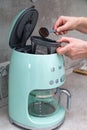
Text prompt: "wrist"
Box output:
[[75, 17, 87, 33], [75, 17, 83, 30]]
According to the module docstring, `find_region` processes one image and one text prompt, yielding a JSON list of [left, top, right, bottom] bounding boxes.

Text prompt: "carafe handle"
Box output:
[[59, 88, 71, 110]]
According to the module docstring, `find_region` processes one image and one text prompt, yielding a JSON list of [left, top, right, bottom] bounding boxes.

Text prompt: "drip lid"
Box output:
[[9, 6, 38, 49]]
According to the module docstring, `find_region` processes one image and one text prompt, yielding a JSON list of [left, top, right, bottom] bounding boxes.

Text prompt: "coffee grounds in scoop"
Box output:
[[39, 27, 49, 37]]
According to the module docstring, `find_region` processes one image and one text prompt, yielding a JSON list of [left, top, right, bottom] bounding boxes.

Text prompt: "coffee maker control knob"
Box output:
[[49, 80, 54, 85], [55, 79, 59, 84]]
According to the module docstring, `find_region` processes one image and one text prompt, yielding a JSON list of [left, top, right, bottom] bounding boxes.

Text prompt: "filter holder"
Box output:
[[31, 36, 61, 54], [9, 6, 38, 49]]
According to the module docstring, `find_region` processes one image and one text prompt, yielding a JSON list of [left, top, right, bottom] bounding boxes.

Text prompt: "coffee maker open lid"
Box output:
[[9, 6, 38, 49]]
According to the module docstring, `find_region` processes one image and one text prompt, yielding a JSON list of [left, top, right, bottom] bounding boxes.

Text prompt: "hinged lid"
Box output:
[[9, 6, 38, 49]]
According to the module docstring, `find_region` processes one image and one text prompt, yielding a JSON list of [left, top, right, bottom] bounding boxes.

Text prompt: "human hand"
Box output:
[[56, 37, 87, 59], [53, 16, 79, 35]]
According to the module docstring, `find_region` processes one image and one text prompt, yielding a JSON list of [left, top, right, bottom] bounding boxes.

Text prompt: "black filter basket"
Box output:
[[16, 36, 61, 54], [31, 36, 61, 54]]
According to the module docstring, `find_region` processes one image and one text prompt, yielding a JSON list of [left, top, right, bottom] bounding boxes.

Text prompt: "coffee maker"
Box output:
[[8, 6, 71, 130]]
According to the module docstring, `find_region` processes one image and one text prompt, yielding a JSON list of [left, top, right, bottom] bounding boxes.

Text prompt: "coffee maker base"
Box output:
[[9, 105, 66, 130], [9, 117, 65, 130]]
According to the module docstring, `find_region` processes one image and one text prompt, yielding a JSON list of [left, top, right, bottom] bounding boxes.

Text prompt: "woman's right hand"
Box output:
[[53, 16, 79, 35]]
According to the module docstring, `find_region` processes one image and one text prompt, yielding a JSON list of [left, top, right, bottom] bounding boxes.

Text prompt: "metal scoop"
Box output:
[[39, 27, 56, 37]]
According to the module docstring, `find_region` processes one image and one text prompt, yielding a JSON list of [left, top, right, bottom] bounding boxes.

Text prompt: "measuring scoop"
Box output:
[[39, 27, 56, 37]]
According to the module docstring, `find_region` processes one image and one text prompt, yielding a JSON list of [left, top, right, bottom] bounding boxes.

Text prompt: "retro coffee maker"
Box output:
[[8, 6, 71, 130]]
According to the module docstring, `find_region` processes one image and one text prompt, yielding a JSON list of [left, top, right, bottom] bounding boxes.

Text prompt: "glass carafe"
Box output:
[[28, 88, 71, 117]]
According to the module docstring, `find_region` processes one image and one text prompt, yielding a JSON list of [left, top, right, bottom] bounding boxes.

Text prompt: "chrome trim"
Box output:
[[60, 88, 71, 110]]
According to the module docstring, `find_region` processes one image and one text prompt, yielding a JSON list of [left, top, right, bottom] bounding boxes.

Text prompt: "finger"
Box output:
[[55, 32, 60, 35], [55, 31, 63, 35], [56, 21, 71, 33], [57, 37, 73, 43], [53, 20, 60, 30], [63, 30, 68, 34], [53, 17, 63, 30], [55, 32, 63, 35], [56, 31, 67, 35], [56, 45, 70, 55]]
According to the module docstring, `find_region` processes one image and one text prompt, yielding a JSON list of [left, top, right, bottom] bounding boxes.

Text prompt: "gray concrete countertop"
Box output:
[[0, 72, 87, 130], [57, 72, 87, 130]]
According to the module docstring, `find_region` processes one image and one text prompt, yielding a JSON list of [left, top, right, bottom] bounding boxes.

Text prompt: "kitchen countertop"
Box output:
[[56, 72, 87, 130], [0, 72, 87, 130]]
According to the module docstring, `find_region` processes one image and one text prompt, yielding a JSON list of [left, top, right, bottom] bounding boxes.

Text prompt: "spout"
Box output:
[[60, 88, 71, 110]]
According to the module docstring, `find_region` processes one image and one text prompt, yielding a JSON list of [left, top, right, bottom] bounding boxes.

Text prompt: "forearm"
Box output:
[[76, 17, 87, 34]]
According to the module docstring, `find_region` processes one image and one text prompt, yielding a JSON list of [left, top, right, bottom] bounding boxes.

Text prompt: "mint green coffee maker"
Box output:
[[8, 6, 71, 130]]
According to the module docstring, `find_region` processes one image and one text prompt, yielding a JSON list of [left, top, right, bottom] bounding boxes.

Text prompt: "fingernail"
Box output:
[[57, 28, 60, 32]]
